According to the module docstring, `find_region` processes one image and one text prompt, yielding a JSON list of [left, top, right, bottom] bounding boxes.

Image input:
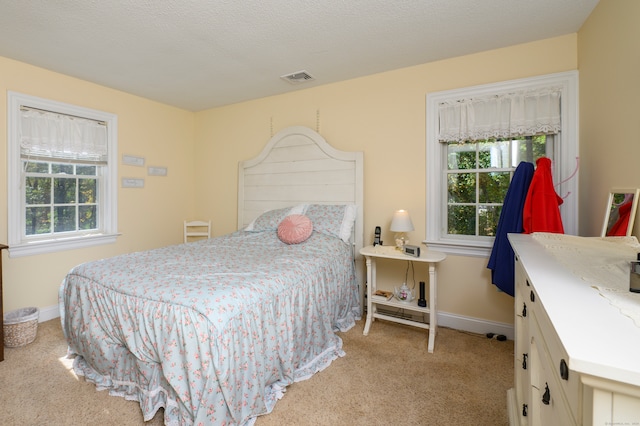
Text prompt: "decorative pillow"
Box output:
[[302, 204, 357, 243], [245, 204, 305, 232], [278, 214, 313, 244]]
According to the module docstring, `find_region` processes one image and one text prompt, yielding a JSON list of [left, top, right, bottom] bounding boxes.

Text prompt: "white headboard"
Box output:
[[238, 126, 364, 308]]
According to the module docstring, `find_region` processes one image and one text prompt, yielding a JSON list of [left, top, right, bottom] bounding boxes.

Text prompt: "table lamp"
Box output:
[[390, 209, 414, 250]]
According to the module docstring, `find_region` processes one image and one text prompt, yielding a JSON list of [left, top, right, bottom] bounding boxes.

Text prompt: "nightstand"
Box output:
[[360, 244, 446, 353]]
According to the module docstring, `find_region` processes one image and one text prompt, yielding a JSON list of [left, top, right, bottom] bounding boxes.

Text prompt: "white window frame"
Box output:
[[7, 92, 119, 257], [425, 71, 579, 257]]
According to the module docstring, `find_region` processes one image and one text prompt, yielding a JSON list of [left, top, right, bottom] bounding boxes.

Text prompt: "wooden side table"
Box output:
[[360, 245, 446, 353], [0, 244, 8, 362]]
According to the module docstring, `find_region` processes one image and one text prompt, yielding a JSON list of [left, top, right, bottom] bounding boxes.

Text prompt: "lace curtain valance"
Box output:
[[438, 88, 562, 143], [20, 107, 108, 164]]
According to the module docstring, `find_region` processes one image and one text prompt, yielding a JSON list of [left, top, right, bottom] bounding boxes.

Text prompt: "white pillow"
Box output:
[[302, 204, 357, 243], [244, 205, 306, 232]]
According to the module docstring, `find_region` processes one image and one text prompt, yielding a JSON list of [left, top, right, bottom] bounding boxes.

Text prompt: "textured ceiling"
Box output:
[[0, 0, 599, 111]]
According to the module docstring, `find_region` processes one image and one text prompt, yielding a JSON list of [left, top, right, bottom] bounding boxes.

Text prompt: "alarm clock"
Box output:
[[402, 244, 420, 257]]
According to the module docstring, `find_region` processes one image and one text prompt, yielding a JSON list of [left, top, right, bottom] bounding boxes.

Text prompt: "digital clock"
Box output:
[[402, 244, 420, 257]]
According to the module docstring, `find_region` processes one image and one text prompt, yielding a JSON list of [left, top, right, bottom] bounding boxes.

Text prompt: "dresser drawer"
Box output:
[[531, 299, 581, 423], [514, 263, 531, 421], [529, 308, 576, 426]]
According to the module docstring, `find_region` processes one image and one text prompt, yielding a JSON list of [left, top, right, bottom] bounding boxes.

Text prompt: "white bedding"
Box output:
[[60, 229, 360, 425]]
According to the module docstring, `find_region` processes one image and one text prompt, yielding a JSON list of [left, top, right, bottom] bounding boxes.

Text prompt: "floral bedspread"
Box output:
[[59, 230, 360, 425]]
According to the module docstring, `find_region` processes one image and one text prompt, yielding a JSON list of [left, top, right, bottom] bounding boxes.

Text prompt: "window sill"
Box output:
[[423, 239, 492, 258], [9, 233, 120, 257]]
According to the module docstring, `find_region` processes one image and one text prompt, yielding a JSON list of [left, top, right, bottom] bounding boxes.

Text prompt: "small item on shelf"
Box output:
[[373, 290, 393, 300], [394, 282, 414, 302]]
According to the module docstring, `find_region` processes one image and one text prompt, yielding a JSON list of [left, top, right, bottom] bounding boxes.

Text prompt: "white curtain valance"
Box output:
[[438, 88, 562, 143], [20, 108, 108, 164]]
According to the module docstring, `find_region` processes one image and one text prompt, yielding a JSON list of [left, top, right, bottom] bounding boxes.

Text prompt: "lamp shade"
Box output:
[[390, 210, 414, 232]]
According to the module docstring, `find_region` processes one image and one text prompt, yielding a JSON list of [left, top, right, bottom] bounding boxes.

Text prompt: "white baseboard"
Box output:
[[437, 310, 514, 340], [38, 304, 60, 323], [375, 306, 514, 340]]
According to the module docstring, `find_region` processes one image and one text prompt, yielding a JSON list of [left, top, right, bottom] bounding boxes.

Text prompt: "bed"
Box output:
[[59, 126, 364, 425]]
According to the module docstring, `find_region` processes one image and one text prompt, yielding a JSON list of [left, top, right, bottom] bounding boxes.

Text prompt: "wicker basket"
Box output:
[[3, 307, 39, 347]]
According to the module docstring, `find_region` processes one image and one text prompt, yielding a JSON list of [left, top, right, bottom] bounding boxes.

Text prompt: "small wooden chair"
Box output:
[[183, 220, 211, 243]]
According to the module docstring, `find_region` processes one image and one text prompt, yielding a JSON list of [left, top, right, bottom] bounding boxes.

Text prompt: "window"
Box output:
[[446, 135, 551, 238], [25, 162, 98, 235], [8, 92, 118, 257], [426, 72, 578, 257]]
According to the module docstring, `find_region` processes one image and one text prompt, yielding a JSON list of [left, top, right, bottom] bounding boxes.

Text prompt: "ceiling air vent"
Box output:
[[280, 70, 315, 84]]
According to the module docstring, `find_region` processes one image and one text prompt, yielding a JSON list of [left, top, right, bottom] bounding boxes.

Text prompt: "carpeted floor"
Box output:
[[0, 318, 513, 425]]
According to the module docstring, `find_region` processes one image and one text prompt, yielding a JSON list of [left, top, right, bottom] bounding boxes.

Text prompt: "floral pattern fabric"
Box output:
[[59, 230, 360, 425]]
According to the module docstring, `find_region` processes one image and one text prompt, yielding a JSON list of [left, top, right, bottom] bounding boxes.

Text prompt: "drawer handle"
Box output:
[[530, 291, 535, 302], [525, 278, 530, 287], [560, 359, 569, 380], [522, 303, 527, 317], [522, 353, 528, 370], [522, 404, 528, 417], [542, 383, 551, 405]]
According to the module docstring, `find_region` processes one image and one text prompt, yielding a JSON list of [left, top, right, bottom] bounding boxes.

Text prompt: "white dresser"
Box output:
[[508, 234, 640, 426]]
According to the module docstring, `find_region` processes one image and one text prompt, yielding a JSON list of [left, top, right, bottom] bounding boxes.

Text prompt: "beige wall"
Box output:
[[195, 35, 578, 326], [578, 0, 640, 236], [0, 57, 196, 313], [3, 0, 632, 328]]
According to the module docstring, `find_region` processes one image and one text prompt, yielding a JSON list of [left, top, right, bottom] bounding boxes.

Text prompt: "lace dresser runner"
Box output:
[[531, 232, 640, 327]]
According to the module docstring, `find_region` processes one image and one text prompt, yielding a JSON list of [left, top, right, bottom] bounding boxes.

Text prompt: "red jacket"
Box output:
[[607, 200, 632, 236], [523, 157, 564, 234]]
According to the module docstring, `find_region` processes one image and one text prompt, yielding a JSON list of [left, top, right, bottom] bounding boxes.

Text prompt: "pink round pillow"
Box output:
[[277, 214, 313, 244]]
